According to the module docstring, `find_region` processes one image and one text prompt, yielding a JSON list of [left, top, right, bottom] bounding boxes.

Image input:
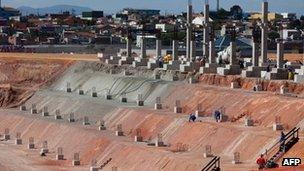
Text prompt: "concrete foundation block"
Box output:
[[132, 58, 149, 67], [199, 63, 219, 74], [154, 103, 162, 110], [219, 115, 229, 122], [253, 84, 263, 91], [241, 66, 267, 78], [174, 107, 182, 113], [115, 131, 124, 136], [163, 61, 181, 70], [4, 134, 10, 140], [121, 97, 127, 103], [83, 122, 90, 126], [73, 160, 80, 166], [155, 141, 165, 147], [41, 148, 49, 154], [154, 74, 161, 80], [232, 160, 241, 164], [261, 68, 289, 80], [180, 62, 200, 72], [294, 75, 304, 83], [91, 92, 98, 97], [90, 167, 99, 171], [280, 86, 288, 95], [105, 58, 120, 65], [217, 65, 241, 76], [245, 118, 254, 127], [172, 75, 179, 81], [68, 118, 75, 123], [195, 110, 204, 117], [106, 95, 112, 100], [15, 139, 22, 145], [119, 57, 134, 65], [56, 154, 64, 160], [20, 106, 26, 111], [66, 88, 72, 93], [217, 67, 229, 75], [203, 153, 213, 158], [31, 109, 38, 114], [273, 123, 283, 131], [55, 115, 62, 120], [189, 77, 197, 84], [109, 69, 116, 75], [123, 70, 132, 76], [42, 112, 49, 117], [134, 136, 143, 142], [147, 61, 159, 70], [28, 144, 35, 149], [137, 101, 144, 106], [230, 82, 240, 89], [78, 90, 84, 95], [99, 126, 106, 131]]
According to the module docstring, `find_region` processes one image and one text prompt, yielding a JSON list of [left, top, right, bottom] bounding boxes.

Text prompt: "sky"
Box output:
[[3, 0, 304, 16]]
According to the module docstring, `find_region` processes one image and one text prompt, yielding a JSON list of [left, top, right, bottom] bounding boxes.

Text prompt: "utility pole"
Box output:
[[217, 0, 220, 11]]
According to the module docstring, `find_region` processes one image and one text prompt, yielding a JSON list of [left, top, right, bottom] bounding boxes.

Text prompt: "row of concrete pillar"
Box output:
[[0, 129, 81, 166], [124, 1, 212, 63]]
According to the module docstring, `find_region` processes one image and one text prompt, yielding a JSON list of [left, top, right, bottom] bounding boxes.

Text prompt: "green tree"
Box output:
[[217, 8, 229, 20], [268, 31, 280, 41], [161, 32, 186, 46]]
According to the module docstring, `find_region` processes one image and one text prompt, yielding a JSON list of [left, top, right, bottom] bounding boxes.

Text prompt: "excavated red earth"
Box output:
[[163, 83, 304, 128], [0, 59, 303, 170], [0, 59, 73, 107]]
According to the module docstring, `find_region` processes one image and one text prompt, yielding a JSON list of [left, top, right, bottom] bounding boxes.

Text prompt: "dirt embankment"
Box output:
[[199, 74, 304, 95], [0, 59, 73, 108]]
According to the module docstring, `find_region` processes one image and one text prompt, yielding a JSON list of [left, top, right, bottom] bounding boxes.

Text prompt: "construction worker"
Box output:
[[214, 110, 221, 122], [287, 66, 294, 80], [239, 60, 244, 69], [188, 113, 196, 122], [256, 154, 266, 169], [266, 64, 271, 72], [158, 57, 163, 68], [199, 57, 206, 67]]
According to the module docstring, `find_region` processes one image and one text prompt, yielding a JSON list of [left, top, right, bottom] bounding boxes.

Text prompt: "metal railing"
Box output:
[[201, 156, 220, 171], [263, 127, 300, 161]]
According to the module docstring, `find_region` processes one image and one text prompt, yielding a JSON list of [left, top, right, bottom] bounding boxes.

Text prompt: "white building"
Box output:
[[283, 29, 302, 41], [155, 24, 174, 32], [136, 35, 156, 47], [192, 15, 213, 26], [281, 13, 297, 20]]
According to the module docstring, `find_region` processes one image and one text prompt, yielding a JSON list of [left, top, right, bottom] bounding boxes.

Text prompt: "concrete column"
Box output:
[[156, 39, 162, 58], [203, 3, 210, 60], [262, 1, 268, 24], [252, 42, 259, 67], [260, 1, 268, 66], [186, 2, 193, 61], [276, 39, 284, 68], [209, 39, 216, 63], [230, 42, 237, 65], [190, 40, 196, 61], [140, 36, 146, 58], [172, 40, 178, 61], [126, 38, 132, 58]]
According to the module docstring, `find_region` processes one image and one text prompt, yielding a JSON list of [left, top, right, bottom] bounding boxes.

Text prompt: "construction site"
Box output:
[[0, 1, 303, 171]]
